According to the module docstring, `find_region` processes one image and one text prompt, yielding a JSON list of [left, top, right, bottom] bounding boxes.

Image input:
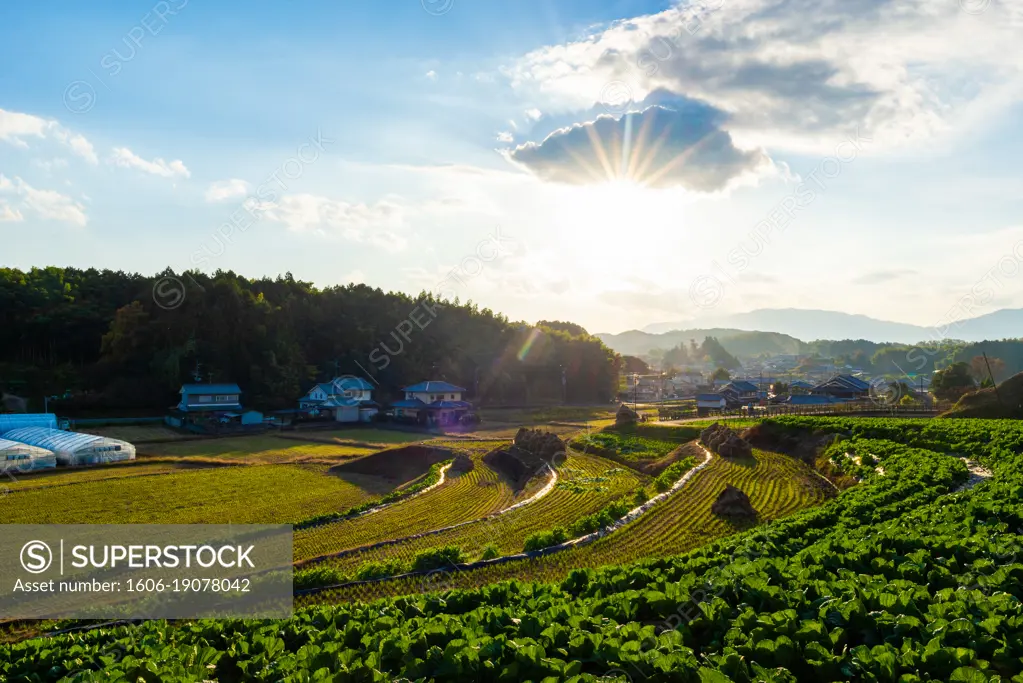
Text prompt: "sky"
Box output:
[[3, 0, 1023, 335]]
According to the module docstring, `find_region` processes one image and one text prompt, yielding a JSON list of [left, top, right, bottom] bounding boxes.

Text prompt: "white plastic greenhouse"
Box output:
[[0, 437, 57, 473], [1, 427, 135, 467], [0, 413, 57, 434]]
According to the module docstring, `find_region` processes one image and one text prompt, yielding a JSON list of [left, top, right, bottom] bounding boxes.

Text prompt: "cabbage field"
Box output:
[[5, 417, 1023, 681]]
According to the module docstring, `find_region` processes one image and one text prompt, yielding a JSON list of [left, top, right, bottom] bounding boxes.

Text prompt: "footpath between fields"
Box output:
[[295, 445, 714, 597]]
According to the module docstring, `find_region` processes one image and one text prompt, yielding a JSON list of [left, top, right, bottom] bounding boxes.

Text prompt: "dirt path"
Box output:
[[956, 458, 993, 492]]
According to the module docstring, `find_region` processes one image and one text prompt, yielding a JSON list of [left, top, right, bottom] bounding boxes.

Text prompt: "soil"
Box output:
[[328, 444, 458, 484]]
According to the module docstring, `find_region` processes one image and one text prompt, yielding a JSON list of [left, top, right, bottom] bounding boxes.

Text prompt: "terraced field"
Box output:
[[296, 450, 645, 579], [294, 443, 520, 560], [140, 434, 378, 464], [0, 461, 192, 491], [0, 463, 389, 524], [277, 428, 438, 446], [301, 447, 830, 605]]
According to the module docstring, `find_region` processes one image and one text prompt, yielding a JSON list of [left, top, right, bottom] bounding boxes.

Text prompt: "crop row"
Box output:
[[0, 463, 382, 525], [301, 447, 829, 605], [294, 450, 645, 583], [293, 450, 518, 561]]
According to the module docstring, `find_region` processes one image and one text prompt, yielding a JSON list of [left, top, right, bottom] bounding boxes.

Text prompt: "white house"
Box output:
[[299, 376, 377, 423], [299, 377, 374, 409], [402, 381, 465, 404]]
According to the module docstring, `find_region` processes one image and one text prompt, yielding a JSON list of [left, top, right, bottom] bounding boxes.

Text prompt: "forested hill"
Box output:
[[0, 267, 618, 412]]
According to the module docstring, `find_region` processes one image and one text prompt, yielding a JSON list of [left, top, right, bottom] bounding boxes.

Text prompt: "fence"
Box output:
[[657, 400, 953, 421]]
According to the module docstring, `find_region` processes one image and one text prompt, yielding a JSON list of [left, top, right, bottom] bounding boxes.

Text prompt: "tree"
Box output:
[[772, 381, 789, 395], [931, 362, 976, 401], [0, 267, 620, 411], [621, 356, 650, 374], [711, 367, 731, 381], [968, 355, 1007, 384], [700, 337, 741, 369]]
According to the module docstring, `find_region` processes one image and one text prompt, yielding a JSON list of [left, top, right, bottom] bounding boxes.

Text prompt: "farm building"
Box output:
[[1, 427, 135, 467], [0, 437, 57, 473], [696, 393, 727, 411], [0, 413, 57, 433], [812, 374, 871, 400]]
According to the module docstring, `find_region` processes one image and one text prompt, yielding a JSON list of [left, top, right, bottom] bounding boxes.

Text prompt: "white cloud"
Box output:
[[205, 178, 250, 202], [262, 194, 408, 251], [496, 131, 514, 143], [425, 70, 438, 81], [0, 201, 23, 222], [507, 0, 1023, 154], [0, 174, 87, 227], [109, 147, 190, 179], [0, 108, 98, 164], [525, 108, 542, 121]]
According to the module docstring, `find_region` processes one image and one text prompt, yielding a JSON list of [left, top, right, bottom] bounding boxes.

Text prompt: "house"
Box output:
[[298, 376, 378, 423], [299, 376, 374, 409], [720, 380, 759, 407], [788, 380, 815, 394], [696, 393, 727, 411], [176, 384, 243, 412], [786, 394, 847, 405], [403, 381, 465, 403], [395, 381, 473, 426], [812, 374, 871, 400]]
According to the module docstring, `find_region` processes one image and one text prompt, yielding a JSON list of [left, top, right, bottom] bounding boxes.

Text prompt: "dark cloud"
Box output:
[[508, 104, 769, 191]]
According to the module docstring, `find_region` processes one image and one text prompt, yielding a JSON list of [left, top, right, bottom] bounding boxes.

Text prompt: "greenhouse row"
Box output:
[[0, 414, 136, 470], [0, 437, 58, 473]]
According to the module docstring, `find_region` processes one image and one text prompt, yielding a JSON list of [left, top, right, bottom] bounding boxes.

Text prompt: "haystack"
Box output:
[[700, 422, 753, 459], [615, 403, 639, 426], [711, 484, 757, 518]]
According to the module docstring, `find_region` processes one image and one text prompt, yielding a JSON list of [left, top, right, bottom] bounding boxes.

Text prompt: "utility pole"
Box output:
[[983, 352, 1003, 406]]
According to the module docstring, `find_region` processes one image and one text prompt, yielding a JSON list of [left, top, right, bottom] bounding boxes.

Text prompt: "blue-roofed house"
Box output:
[[720, 380, 759, 407], [696, 393, 727, 410], [177, 384, 242, 412], [812, 374, 871, 400], [393, 381, 473, 426], [403, 381, 466, 404]]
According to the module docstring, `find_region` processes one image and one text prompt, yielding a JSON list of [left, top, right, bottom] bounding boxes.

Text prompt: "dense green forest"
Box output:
[[0, 267, 619, 412]]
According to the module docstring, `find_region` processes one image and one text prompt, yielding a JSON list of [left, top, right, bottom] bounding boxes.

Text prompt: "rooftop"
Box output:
[[403, 381, 466, 393], [180, 383, 242, 394]]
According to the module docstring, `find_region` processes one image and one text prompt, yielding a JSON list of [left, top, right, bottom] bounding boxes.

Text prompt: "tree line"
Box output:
[[0, 267, 619, 413]]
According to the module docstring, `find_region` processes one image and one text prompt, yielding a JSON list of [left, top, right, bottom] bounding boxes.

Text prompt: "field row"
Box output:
[[293, 443, 519, 560], [300, 448, 831, 605], [297, 450, 646, 579], [0, 463, 389, 525]]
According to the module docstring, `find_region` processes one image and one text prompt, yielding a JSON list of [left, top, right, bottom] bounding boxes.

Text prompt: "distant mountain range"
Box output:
[[598, 308, 1023, 357]]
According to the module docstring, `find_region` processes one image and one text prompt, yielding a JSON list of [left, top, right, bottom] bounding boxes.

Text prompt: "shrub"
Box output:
[[410, 546, 466, 572], [524, 527, 570, 552], [654, 456, 697, 492], [355, 558, 408, 580]]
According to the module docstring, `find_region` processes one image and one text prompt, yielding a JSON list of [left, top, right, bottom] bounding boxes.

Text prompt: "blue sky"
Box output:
[[3, 0, 1023, 334]]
